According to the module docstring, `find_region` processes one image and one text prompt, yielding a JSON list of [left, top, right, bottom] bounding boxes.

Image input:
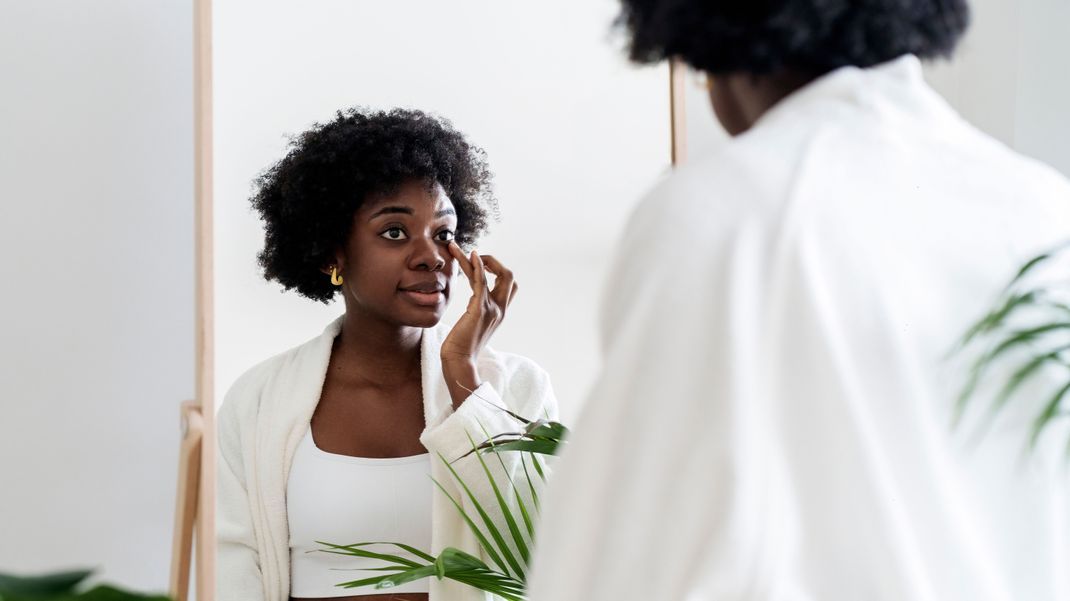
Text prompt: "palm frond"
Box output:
[[464, 430, 531, 575], [320, 401, 569, 600], [954, 241, 1070, 451]]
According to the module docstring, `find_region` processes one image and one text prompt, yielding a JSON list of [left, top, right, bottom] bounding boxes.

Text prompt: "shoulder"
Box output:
[[216, 330, 325, 427], [215, 352, 286, 444], [622, 132, 808, 257]]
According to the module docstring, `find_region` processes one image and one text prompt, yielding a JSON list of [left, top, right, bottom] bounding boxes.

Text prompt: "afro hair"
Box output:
[[250, 107, 498, 303], [617, 0, 971, 75]]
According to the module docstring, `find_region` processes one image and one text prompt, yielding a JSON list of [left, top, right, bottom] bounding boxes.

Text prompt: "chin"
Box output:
[[395, 304, 447, 329], [406, 313, 444, 328]]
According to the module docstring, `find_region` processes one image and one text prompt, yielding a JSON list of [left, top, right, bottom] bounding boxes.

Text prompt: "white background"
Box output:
[[683, 0, 1070, 177], [1, 0, 1067, 597], [0, 0, 193, 593]]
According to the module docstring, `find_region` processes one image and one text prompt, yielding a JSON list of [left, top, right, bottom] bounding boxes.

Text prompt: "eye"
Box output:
[[380, 227, 408, 241], [435, 230, 455, 242]]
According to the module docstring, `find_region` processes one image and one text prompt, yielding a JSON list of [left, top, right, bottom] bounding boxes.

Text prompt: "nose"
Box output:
[[409, 236, 447, 272]]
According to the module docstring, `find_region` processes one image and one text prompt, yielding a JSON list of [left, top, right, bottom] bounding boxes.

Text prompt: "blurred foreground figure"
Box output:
[[528, 1, 1070, 599]]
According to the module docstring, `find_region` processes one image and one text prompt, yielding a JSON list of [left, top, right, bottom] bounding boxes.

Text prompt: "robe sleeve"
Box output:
[[526, 175, 793, 600], [420, 362, 560, 583], [216, 386, 268, 601]]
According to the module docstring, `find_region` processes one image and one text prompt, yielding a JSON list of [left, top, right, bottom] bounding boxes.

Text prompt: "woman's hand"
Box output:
[[440, 241, 518, 408]]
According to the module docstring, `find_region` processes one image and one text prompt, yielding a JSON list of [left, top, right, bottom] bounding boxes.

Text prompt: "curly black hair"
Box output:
[[250, 107, 498, 304], [617, 0, 971, 75]]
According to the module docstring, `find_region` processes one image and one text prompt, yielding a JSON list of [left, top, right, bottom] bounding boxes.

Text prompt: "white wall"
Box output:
[[0, 0, 193, 594], [1013, 0, 1070, 177], [212, 0, 671, 426], [924, 0, 1070, 176], [681, 0, 1070, 178]]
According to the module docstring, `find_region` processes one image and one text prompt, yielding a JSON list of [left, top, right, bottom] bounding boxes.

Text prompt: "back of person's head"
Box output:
[[617, 0, 971, 75]]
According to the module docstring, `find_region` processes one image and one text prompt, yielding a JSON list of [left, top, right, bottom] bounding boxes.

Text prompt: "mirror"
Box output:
[[195, 1, 673, 597]]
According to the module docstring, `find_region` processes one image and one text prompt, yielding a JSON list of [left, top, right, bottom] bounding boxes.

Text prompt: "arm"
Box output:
[[430, 242, 561, 581], [420, 362, 560, 582], [216, 390, 267, 601]]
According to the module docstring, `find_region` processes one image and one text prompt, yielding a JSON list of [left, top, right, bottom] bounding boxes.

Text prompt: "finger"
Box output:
[[449, 241, 475, 283], [508, 281, 519, 308], [479, 254, 514, 308], [471, 250, 487, 298]]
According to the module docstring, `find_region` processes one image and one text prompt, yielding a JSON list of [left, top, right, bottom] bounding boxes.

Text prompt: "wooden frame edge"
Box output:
[[194, 0, 216, 597], [670, 59, 687, 166]]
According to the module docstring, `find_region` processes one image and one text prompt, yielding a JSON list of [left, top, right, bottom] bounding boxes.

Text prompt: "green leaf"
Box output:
[[0, 570, 93, 596], [1006, 240, 1070, 289], [320, 541, 436, 564], [530, 451, 546, 482], [956, 321, 1070, 423], [428, 474, 509, 575], [524, 420, 568, 441], [1009, 253, 1051, 288], [520, 450, 540, 513], [68, 585, 171, 601], [436, 547, 492, 571], [956, 290, 1039, 351], [430, 548, 526, 600], [372, 565, 440, 589], [433, 455, 519, 577], [336, 565, 433, 590], [481, 439, 561, 457], [447, 573, 526, 601], [465, 429, 530, 575], [990, 343, 1070, 417], [1030, 379, 1070, 449], [314, 541, 423, 568], [477, 422, 535, 540]]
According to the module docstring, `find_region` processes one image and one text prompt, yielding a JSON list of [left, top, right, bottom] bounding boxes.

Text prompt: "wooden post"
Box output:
[[168, 0, 216, 598], [169, 402, 203, 601], [193, 0, 216, 596], [670, 59, 687, 166]]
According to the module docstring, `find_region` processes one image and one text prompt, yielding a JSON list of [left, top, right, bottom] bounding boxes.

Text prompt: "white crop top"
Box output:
[[287, 425, 434, 597]]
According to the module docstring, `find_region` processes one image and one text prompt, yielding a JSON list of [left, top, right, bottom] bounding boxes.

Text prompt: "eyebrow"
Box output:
[[369, 206, 456, 220]]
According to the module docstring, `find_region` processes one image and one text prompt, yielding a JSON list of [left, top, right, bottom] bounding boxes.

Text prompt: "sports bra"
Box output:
[[287, 425, 433, 597]]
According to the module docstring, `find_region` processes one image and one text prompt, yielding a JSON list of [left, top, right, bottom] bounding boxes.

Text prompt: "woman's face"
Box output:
[[332, 179, 460, 328]]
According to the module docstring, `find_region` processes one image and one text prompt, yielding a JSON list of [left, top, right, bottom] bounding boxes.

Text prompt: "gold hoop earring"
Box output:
[[330, 266, 344, 286]]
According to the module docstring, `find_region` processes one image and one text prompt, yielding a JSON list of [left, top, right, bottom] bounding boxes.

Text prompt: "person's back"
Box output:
[[527, 2, 1070, 599], [678, 55, 1070, 599]]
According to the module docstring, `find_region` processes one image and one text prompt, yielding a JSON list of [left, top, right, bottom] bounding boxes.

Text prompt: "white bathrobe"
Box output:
[[527, 55, 1070, 601], [216, 315, 558, 601]]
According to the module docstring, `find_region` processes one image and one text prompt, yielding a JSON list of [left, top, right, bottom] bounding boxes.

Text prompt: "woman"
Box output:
[[528, 1, 1070, 601], [217, 108, 557, 601]]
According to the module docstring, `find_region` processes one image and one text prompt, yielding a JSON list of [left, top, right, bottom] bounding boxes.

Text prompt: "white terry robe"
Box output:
[[216, 314, 558, 601], [527, 55, 1070, 601]]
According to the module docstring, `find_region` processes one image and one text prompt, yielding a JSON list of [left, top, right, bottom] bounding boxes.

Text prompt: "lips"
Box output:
[[399, 280, 447, 307], [400, 281, 445, 293]]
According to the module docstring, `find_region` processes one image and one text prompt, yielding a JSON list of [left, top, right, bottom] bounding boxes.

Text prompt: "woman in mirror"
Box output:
[[216, 108, 557, 601]]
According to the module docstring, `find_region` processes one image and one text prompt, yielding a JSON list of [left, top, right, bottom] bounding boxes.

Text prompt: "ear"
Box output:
[[320, 249, 348, 275]]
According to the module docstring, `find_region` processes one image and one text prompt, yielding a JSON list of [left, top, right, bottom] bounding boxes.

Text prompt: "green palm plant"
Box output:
[[0, 569, 170, 601], [954, 242, 1070, 451], [318, 397, 569, 600]]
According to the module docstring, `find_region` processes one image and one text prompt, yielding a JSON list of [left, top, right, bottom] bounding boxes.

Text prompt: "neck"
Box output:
[[711, 70, 816, 135], [333, 307, 423, 387]]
